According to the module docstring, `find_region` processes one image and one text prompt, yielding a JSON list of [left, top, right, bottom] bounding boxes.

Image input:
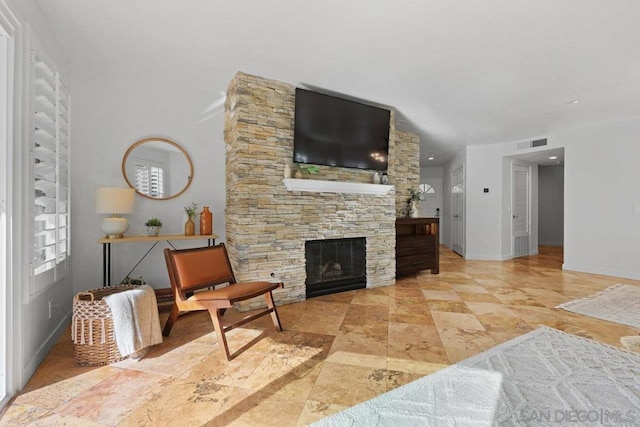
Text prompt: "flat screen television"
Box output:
[[293, 88, 390, 171]]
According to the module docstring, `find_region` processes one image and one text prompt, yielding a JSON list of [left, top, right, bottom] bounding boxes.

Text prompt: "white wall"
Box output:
[[444, 142, 543, 261], [70, 60, 227, 294], [461, 117, 640, 280], [465, 144, 504, 260], [559, 118, 640, 279]]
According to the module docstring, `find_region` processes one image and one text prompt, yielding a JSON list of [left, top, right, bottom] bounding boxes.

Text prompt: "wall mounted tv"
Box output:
[[293, 88, 390, 171]]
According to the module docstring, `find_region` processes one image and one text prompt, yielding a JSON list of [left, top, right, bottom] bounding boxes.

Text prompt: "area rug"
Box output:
[[621, 335, 640, 353], [556, 284, 640, 328], [311, 327, 640, 426]]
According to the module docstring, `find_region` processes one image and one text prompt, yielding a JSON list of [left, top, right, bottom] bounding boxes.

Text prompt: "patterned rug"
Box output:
[[556, 284, 640, 328], [312, 327, 640, 426], [621, 335, 640, 353]]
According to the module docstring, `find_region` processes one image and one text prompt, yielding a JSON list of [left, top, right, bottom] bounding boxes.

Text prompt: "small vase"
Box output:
[[294, 170, 303, 179], [146, 226, 160, 237], [200, 206, 213, 235], [410, 201, 419, 218], [373, 172, 380, 184], [184, 217, 195, 236]]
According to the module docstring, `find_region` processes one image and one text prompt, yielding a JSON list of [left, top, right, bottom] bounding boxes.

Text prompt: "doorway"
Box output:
[[508, 147, 565, 259]]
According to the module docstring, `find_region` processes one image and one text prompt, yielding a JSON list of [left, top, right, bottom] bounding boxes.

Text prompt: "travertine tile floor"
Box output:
[[2, 247, 639, 426]]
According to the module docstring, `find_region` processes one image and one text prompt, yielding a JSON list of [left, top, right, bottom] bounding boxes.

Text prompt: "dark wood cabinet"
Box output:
[[396, 217, 439, 277]]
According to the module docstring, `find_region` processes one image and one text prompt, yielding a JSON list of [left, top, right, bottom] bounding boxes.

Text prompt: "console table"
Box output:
[[98, 233, 219, 287]]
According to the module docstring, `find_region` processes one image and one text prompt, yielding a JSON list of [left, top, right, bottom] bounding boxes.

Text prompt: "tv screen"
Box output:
[[293, 88, 390, 171]]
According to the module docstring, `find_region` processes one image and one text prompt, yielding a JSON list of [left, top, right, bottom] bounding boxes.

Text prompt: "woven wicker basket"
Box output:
[[72, 285, 138, 366]]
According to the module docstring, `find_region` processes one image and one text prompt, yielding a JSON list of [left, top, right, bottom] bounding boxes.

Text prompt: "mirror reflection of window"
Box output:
[[133, 159, 165, 198], [122, 138, 193, 200]]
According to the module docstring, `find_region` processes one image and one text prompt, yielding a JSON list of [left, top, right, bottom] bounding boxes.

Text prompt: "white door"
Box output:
[[512, 164, 530, 258], [418, 179, 440, 218], [451, 167, 464, 256]]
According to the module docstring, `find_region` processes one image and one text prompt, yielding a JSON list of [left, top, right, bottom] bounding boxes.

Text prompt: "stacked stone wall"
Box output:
[[224, 71, 419, 310]]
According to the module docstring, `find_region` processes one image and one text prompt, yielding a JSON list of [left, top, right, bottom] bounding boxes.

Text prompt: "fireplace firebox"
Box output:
[[305, 237, 366, 298]]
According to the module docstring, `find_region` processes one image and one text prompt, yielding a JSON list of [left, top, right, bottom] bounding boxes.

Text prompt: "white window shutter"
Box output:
[[30, 33, 71, 294]]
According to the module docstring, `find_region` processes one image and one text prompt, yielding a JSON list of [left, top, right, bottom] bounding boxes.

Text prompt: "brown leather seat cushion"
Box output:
[[188, 281, 281, 303], [172, 248, 234, 292]]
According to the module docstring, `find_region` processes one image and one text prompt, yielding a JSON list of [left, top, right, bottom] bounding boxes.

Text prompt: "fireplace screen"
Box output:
[[305, 237, 366, 298]]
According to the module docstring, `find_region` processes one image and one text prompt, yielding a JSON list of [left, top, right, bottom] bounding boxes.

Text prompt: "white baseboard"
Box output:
[[0, 394, 13, 412], [464, 253, 508, 261], [562, 263, 640, 281], [21, 311, 71, 389]]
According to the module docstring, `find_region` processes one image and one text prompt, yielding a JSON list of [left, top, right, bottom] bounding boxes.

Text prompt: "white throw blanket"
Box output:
[[103, 285, 163, 359]]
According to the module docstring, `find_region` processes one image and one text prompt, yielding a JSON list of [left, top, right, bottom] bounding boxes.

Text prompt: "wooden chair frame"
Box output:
[[163, 244, 283, 360]]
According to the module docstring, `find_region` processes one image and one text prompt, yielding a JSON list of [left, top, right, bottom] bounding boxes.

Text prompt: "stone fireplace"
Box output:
[[224, 72, 420, 310], [305, 237, 366, 298]]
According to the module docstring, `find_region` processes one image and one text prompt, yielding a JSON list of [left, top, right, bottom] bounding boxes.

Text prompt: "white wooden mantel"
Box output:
[[283, 178, 394, 195]]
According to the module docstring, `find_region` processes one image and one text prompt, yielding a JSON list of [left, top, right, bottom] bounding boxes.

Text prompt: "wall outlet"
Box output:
[[634, 204, 640, 214], [48, 299, 59, 319]]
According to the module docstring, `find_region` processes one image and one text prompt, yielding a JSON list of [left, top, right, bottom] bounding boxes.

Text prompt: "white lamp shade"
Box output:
[[96, 187, 135, 214]]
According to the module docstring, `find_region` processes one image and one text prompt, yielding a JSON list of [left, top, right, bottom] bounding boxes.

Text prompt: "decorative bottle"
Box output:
[[200, 206, 213, 235], [373, 172, 381, 184], [184, 217, 195, 236]]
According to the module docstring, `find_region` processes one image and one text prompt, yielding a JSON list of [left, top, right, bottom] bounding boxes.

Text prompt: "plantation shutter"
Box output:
[[31, 34, 70, 292]]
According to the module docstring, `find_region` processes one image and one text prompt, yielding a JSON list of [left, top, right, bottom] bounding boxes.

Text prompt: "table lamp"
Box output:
[[96, 186, 135, 238]]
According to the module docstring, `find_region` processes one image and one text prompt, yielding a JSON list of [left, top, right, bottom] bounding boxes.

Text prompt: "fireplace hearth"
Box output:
[[305, 237, 366, 298]]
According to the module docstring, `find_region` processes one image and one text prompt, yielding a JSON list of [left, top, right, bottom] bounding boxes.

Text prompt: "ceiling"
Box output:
[[35, 0, 640, 166]]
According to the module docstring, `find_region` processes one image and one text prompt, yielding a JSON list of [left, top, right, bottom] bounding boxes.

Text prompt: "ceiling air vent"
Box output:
[[531, 138, 547, 147], [517, 138, 548, 149]]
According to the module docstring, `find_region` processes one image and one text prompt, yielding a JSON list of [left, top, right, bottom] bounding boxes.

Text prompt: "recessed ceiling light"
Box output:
[[569, 99, 580, 104], [549, 156, 558, 160], [428, 156, 434, 161]]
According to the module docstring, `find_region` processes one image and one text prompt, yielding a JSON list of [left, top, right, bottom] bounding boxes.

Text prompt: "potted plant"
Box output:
[[294, 163, 320, 178], [183, 202, 198, 235], [145, 217, 162, 236]]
